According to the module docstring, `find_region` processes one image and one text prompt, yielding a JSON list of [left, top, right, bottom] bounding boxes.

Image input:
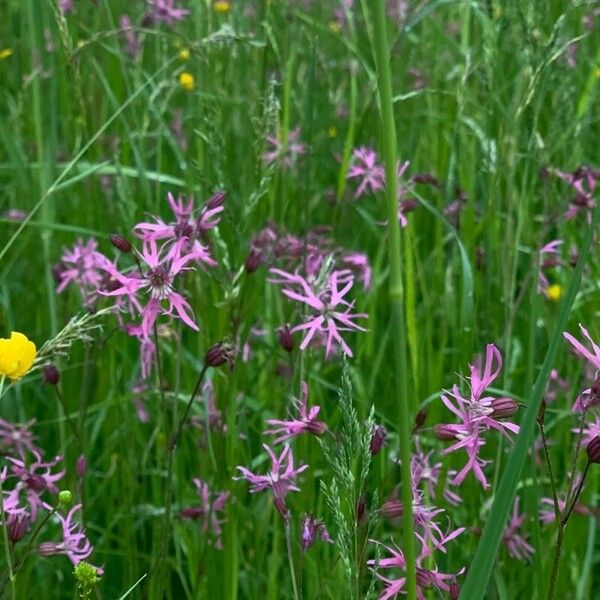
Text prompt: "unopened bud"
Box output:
[[490, 397, 518, 419], [399, 199, 419, 213], [43, 364, 60, 385], [8, 515, 28, 544], [277, 325, 294, 353], [413, 408, 427, 433], [109, 234, 132, 253], [416, 568, 434, 589], [449, 581, 460, 600], [434, 424, 459, 441], [244, 249, 262, 273], [356, 496, 367, 524], [587, 435, 600, 464], [370, 425, 387, 456], [58, 490, 73, 507], [205, 342, 236, 369], [76, 455, 87, 478], [411, 172, 439, 187], [206, 190, 226, 210], [380, 498, 403, 519]]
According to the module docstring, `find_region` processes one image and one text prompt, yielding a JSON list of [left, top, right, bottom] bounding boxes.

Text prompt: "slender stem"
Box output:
[[54, 386, 80, 444], [169, 364, 209, 451], [0, 473, 16, 600], [537, 403, 560, 523], [285, 517, 301, 600], [370, 3, 416, 599], [547, 461, 591, 600]]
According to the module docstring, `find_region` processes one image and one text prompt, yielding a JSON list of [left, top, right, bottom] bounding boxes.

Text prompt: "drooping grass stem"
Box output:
[[370, 3, 416, 599]]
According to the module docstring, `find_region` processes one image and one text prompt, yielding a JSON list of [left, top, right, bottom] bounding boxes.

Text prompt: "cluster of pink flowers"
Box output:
[[435, 344, 520, 489], [0, 420, 97, 568]]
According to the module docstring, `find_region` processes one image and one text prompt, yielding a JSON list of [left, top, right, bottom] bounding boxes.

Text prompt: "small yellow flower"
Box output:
[[214, 1, 231, 13], [328, 21, 341, 34], [0, 48, 13, 60], [328, 126, 338, 138], [0, 332, 36, 381], [179, 48, 190, 61], [178, 72, 195, 92], [546, 284, 563, 302], [595, 67, 600, 78]]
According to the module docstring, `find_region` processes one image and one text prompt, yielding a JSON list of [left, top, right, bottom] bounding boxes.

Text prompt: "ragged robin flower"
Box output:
[[0, 332, 37, 381]]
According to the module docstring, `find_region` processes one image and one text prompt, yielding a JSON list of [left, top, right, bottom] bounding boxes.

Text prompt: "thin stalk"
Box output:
[[537, 403, 560, 523], [547, 460, 591, 600], [285, 517, 301, 600], [370, 3, 416, 599]]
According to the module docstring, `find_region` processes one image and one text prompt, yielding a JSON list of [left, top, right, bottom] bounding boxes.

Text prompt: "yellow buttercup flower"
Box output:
[[0, 332, 36, 381], [214, 1, 231, 13], [0, 48, 13, 60], [178, 72, 195, 91], [328, 21, 341, 34], [546, 284, 562, 302], [179, 48, 190, 61], [328, 126, 338, 138]]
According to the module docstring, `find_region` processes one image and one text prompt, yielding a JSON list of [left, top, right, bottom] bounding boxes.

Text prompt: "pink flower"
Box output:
[[0, 418, 41, 459], [55, 239, 112, 308], [234, 444, 308, 517], [368, 534, 464, 600], [263, 127, 306, 168], [101, 238, 199, 339], [5, 453, 65, 522], [38, 504, 95, 567], [134, 191, 224, 267], [300, 514, 333, 550], [347, 147, 385, 198], [564, 324, 600, 371], [146, 0, 190, 23], [119, 15, 140, 58], [269, 268, 367, 358], [438, 344, 519, 488], [538, 240, 563, 295], [264, 382, 327, 443], [181, 478, 229, 549], [503, 498, 534, 562], [341, 252, 372, 290]]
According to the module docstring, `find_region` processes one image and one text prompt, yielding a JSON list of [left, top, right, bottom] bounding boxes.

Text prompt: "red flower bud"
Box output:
[[586, 435, 600, 464], [205, 342, 236, 369], [277, 325, 294, 353], [434, 424, 459, 441], [370, 425, 387, 456], [490, 397, 518, 419], [109, 234, 132, 253], [206, 191, 226, 210], [43, 364, 60, 385], [244, 249, 262, 274]]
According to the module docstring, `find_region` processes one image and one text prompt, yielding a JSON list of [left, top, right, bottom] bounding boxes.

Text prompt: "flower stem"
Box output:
[[547, 461, 591, 600], [285, 517, 301, 600], [537, 402, 560, 523], [370, 3, 416, 599]]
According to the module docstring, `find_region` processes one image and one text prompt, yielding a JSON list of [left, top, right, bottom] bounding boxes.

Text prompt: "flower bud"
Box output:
[[244, 249, 262, 274], [449, 581, 460, 600], [434, 424, 459, 441], [370, 425, 387, 456], [205, 342, 236, 369], [43, 364, 60, 385], [8, 515, 28, 544], [586, 435, 600, 464], [109, 234, 132, 253], [76, 455, 87, 478], [490, 397, 518, 419], [206, 190, 226, 210], [380, 498, 403, 519], [413, 408, 427, 433], [58, 490, 73, 507], [277, 325, 294, 353], [411, 172, 439, 187], [416, 568, 434, 589], [356, 495, 367, 524], [399, 199, 419, 213]]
